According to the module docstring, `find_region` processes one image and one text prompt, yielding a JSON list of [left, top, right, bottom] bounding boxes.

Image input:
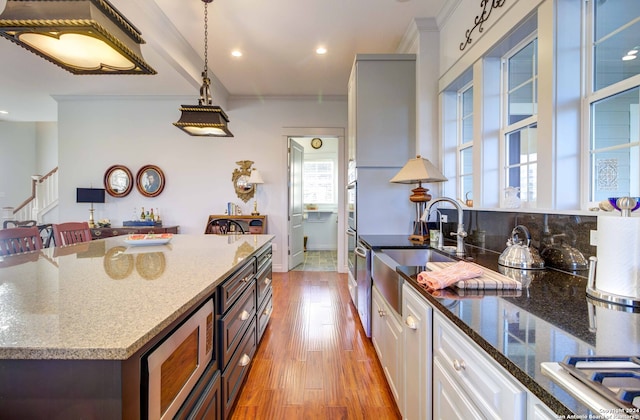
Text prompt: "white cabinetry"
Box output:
[[371, 285, 404, 411], [433, 312, 527, 419], [348, 54, 416, 167], [402, 284, 432, 420], [527, 394, 558, 420]]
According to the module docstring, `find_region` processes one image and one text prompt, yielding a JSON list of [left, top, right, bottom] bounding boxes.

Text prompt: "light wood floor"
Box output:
[[231, 270, 401, 419]]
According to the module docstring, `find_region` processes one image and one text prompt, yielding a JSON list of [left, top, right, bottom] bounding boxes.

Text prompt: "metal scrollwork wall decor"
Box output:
[[459, 0, 506, 51]]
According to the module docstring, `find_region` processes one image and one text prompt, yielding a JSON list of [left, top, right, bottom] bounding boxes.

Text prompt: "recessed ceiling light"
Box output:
[[316, 47, 327, 55], [0, 110, 8, 115], [627, 49, 638, 55], [231, 50, 242, 57], [622, 54, 637, 61]]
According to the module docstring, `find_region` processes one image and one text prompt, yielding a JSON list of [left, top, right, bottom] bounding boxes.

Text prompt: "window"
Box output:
[[303, 160, 335, 204], [502, 37, 538, 204], [458, 84, 474, 201], [588, 1, 640, 201]]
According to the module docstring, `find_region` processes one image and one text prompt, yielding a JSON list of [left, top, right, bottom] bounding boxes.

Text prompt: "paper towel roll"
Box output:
[[596, 215, 640, 299]]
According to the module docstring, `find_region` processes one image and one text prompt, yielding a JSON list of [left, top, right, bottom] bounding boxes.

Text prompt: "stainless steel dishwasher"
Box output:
[[355, 240, 371, 337]]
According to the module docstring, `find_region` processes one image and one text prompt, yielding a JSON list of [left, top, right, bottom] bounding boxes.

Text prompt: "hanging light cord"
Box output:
[[199, 0, 214, 106]]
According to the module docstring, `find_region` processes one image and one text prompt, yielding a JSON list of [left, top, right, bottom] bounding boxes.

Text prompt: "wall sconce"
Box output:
[[0, 0, 155, 75], [247, 168, 264, 215], [173, 0, 233, 137], [390, 155, 447, 242], [76, 187, 106, 228]]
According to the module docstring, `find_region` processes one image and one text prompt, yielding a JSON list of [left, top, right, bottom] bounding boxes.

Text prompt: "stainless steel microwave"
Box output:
[[144, 299, 214, 419]]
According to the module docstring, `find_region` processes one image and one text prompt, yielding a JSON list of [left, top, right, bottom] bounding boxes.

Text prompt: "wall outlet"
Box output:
[[440, 215, 448, 223], [590, 230, 597, 246]]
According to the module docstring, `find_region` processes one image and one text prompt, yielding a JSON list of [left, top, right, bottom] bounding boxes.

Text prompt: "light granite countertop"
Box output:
[[0, 234, 273, 360]]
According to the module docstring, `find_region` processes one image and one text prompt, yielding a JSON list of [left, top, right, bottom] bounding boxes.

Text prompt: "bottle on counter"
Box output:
[[140, 207, 146, 220], [150, 208, 154, 221]]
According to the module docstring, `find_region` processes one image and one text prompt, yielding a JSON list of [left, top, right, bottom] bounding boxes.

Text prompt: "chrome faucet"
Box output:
[[422, 197, 467, 256]]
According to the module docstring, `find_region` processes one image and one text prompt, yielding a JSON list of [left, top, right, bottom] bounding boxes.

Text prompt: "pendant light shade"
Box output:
[[174, 0, 233, 137], [0, 0, 156, 75]]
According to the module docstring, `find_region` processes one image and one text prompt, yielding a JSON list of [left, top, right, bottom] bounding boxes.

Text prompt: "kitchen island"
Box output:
[[0, 233, 274, 419], [360, 234, 640, 419]]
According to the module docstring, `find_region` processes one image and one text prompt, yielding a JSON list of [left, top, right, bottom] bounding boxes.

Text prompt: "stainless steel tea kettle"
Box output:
[[498, 225, 545, 270]]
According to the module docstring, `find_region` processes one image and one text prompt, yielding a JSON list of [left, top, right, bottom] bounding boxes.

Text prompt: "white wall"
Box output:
[[56, 95, 347, 272], [0, 122, 37, 211]]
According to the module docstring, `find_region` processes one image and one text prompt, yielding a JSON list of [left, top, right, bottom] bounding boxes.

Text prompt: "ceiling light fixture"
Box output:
[[0, 0, 155, 75], [231, 50, 242, 57], [174, 0, 233, 137], [316, 47, 327, 55]]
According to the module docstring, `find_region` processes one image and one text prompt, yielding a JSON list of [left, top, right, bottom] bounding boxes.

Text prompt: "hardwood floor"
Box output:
[[231, 271, 401, 420]]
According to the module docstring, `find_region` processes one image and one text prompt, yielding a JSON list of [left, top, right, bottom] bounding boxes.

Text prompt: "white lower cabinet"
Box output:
[[402, 284, 432, 420], [433, 312, 527, 419], [433, 357, 484, 420], [371, 284, 404, 411], [527, 394, 558, 420]]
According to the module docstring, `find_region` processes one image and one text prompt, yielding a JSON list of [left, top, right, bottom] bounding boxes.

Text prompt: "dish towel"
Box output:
[[425, 261, 523, 290], [417, 261, 483, 290]]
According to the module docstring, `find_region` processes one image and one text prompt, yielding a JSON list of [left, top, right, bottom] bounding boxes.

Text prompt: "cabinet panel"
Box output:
[[433, 314, 526, 419], [349, 54, 416, 167], [402, 284, 432, 420], [255, 262, 272, 308], [371, 285, 403, 410], [90, 225, 178, 239], [175, 368, 221, 420]]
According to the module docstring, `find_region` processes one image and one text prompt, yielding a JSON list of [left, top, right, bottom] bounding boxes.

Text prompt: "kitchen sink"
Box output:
[[379, 248, 457, 266], [372, 248, 456, 314]]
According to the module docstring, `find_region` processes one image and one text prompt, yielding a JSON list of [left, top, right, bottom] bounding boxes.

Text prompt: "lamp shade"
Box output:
[[0, 0, 155, 75], [76, 188, 106, 203], [173, 105, 233, 137], [389, 155, 448, 184], [248, 169, 264, 185]]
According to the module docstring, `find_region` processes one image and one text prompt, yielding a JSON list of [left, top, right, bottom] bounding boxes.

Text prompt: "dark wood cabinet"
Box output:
[[90, 225, 179, 240], [205, 215, 266, 234]]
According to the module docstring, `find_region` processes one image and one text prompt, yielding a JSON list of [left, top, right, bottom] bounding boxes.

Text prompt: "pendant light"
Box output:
[[0, 0, 155, 75], [173, 0, 233, 137]]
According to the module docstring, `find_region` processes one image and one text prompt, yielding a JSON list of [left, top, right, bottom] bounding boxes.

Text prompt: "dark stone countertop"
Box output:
[[359, 234, 640, 417]]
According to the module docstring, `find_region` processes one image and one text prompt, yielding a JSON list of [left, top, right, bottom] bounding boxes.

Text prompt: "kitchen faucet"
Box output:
[[422, 197, 467, 256]]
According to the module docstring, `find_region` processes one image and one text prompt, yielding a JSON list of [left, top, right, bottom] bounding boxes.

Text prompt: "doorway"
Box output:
[[284, 128, 345, 272]]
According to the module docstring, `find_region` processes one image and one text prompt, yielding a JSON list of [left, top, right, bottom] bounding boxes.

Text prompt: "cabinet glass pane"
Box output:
[[594, 2, 640, 90], [590, 87, 640, 201]]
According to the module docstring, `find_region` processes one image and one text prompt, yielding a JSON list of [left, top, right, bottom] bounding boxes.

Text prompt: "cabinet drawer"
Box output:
[[256, 245, 272, 273], [222, 318, 257, 419], [257, 290, 273, 341], [219, 282, 256, 369], [433, 357, 484, 420], [256, 262, 272, 307], [433, 314, 526, 419], [218, 259, 255, 314]]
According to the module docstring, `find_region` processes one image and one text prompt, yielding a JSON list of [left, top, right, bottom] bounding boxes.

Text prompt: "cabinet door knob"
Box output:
[[264, 277, 271, 286], [405, 315, 418, 330], [378, 309, 386, 317], [263, 306, 273, 316], [239, 310, 250, 321], [94, 230, 102, 236], [241, 276, 251, 283], [453, 359, 466, 371], [239, 354, 251, 367]]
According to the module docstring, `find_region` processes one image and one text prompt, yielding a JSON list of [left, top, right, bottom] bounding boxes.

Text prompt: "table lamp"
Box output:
[[390, 155, 447, 242], [248, 169, 264, 215], [76, 188, 106, 228]]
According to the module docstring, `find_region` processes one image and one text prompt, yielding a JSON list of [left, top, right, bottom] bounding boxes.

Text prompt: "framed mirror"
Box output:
[[232, 160, 255, 202], [104, 165, 133, 197], [136, 165, 165, 197]]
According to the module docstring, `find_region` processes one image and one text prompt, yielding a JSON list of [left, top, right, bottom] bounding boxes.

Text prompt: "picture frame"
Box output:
[[136, 165, 165, 197], [104, 165, 133, 197]]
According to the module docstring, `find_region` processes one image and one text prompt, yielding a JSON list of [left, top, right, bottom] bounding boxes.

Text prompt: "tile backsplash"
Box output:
[[434, 209, 598, 266]]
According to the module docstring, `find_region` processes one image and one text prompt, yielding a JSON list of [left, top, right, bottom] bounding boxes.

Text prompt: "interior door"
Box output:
[[288, 139, 305, 270]]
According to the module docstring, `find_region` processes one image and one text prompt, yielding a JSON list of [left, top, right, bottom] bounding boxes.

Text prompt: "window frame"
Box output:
[[457, 82, 474, 202]]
